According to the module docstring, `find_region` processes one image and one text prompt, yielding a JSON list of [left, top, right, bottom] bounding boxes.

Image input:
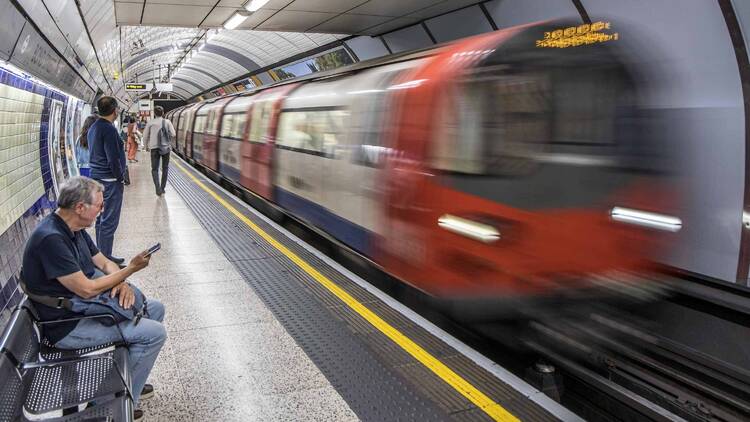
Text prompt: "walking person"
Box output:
[[75, 114, 97, 177], [126, 115, 139, 163], [142, 106, 175, 196], [89, 96, 127, 265]]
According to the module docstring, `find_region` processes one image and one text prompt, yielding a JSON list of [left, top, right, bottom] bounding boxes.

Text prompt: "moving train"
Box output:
[[166, 20, 679, 315]]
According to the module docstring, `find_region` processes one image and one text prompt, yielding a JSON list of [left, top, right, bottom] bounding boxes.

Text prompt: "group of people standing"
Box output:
[[73, 96, 176, 263]]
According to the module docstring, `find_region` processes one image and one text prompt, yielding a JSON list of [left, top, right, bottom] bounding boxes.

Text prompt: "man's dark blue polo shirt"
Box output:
[[89, 117, 126, 182], [22, 213, 100, 343]]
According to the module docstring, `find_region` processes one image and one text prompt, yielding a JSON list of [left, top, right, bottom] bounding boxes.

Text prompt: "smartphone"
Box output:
[[144, 243, 161, 257]]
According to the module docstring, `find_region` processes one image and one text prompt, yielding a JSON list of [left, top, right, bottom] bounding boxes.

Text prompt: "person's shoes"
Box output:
[[117, 263, 127, 269], [140, 384, 154, 400], [109, 256, 125, 264], [134, 409, 144, 421], [156, 189, 162, 196]]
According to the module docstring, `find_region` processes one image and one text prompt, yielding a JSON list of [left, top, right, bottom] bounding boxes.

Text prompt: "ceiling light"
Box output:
[[245, 0, 269, 12], [224, 11, 250, 30]]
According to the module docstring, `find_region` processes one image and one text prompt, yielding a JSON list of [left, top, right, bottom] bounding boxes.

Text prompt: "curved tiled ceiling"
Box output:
[[20, 0, 482, 105]]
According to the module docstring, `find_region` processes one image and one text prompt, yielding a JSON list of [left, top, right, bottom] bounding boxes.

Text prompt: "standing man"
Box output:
[[89, 96, 127, 264], [142, 106, 175, 196]]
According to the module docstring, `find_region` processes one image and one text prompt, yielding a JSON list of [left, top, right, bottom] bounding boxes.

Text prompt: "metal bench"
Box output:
[[0, 298, 134, 421]]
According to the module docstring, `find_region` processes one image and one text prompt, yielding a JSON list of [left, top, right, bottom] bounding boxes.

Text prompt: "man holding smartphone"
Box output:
[[22, 177, 167, 421]]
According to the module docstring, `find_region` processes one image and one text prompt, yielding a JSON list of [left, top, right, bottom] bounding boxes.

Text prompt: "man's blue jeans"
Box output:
[[95, 180, 124, 258], [55, 299, 167, 407]]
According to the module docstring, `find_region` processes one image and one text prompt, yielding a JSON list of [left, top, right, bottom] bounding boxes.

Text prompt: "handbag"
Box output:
[[157, 119, 172, 155], [21, 280, 149, 326], [69, 285, 148, 326]]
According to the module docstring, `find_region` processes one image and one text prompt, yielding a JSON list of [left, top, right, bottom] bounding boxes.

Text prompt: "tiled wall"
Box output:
[[0, 84, 46, 234], [0, 65, 74, 328]]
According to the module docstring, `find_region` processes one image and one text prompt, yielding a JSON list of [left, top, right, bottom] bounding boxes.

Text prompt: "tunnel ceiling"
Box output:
[[27, 0, 481, 105]]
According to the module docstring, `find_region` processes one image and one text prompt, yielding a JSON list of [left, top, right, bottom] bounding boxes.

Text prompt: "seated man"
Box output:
[[22, 176, 166, 421]]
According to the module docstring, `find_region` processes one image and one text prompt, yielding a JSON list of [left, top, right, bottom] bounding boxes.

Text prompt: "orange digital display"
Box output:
[[536, 22, 618, 48]]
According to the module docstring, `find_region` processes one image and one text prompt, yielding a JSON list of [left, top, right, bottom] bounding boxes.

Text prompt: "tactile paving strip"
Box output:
[[168, 160, 558, 422]]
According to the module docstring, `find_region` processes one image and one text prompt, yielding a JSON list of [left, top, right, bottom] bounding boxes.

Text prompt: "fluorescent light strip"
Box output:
[[245, 0, 270, 12], [438, 214, 500, 243], [610, 207, 682, 232], [224, 12, 248, 30]]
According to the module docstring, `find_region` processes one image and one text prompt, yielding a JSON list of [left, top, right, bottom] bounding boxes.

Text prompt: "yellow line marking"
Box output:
[[173, 159, 520, 422]]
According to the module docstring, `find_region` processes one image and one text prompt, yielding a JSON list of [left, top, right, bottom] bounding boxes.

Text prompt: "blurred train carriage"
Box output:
[[169, 20, 678, 318]]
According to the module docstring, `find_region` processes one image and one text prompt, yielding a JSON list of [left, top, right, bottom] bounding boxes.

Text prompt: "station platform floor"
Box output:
[[111, 151, 582, 421]]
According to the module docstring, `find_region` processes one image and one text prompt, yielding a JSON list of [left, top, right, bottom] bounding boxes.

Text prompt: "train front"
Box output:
[[379, 20, 682, 319]]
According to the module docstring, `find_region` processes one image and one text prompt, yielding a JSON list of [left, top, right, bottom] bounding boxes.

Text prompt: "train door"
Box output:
[[242, 85, 297, 200], [47, 99, 66, 195]]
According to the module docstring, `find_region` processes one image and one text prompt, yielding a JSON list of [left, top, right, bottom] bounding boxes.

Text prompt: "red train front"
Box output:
[[377, 22, 678, 313]]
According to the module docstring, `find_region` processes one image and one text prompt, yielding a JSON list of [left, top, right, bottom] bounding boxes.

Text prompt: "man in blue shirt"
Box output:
[[23, 177, 166, 420], [89, 96, 127, 263]]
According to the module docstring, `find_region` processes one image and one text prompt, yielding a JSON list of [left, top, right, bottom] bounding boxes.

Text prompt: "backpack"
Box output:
[[157, 119, 172, 155]]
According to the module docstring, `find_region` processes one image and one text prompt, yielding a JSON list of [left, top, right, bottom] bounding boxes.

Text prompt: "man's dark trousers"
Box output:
[[151, 150, 170, 194], [95, 180, 124, 258]]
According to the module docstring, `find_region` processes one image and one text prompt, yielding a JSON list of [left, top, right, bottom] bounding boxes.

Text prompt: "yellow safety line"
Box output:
[[173, 160, 519, 422]]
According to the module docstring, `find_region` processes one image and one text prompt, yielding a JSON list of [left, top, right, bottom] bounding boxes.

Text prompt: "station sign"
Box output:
[[125, 83, 152, 92], [155, 83, 173, 92]]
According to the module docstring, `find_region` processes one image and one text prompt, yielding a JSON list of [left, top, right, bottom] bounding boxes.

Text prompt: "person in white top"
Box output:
[[142, 106, 176, 196]]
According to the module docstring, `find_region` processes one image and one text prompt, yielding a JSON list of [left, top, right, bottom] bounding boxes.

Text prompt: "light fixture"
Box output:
[[224, 10, 251, 30], [610, 207, 682, 232], [438, 215, 500, 243], [245, 0, 269, 12]]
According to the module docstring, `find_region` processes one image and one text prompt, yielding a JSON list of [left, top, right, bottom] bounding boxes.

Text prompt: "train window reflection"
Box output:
[[276, 109, 348, 156], [248, 101, 273, 144], [221, 112, 246, 140], [194, 115, 207, 134], [430, 58, 638, 209]]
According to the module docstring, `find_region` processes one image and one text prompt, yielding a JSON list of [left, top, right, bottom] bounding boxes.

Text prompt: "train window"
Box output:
[[430, 59, 637, 209], [220, 112, 246, 140], [194, 115, 207, 134], [206, 110, 219, 135], [276, 109, 348, 156], [220, 113, 234, 138], [248, 101, 273, 144]]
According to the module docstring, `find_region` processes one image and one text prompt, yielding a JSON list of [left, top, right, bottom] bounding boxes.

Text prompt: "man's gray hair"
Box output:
[[58, 176, 104, 209]]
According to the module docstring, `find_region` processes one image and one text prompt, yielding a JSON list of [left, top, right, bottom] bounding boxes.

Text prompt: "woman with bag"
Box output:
[[142, 106, 176, 196]]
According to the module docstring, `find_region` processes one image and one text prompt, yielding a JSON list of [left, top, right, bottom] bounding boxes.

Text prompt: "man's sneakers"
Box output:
[[133, 385, 154, 421], [140, 384, 154, 400]]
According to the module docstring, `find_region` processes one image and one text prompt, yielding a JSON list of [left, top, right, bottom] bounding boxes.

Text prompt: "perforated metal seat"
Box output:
[[0, 306, 133, 422]]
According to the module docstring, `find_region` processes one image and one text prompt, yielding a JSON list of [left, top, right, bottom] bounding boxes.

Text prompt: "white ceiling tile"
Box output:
[[256, 10, 335, 31], [141, 4, 213, 26], [236, 9, 276, 29], [262, 0, 295, 9], [200, 7, 236, 27], [115, 3, 143, 24], [286, 0, 368, 13], [311, 13, 390, 34], [147, 0, 217, 5], [361, 16, 420, 35], [351, 0, 448, 17], [218, 0, 246, 6], [407, 0, 482, 19]]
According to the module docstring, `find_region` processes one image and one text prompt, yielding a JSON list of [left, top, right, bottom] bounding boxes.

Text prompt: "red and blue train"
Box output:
[[166, 21, 680, 316]]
